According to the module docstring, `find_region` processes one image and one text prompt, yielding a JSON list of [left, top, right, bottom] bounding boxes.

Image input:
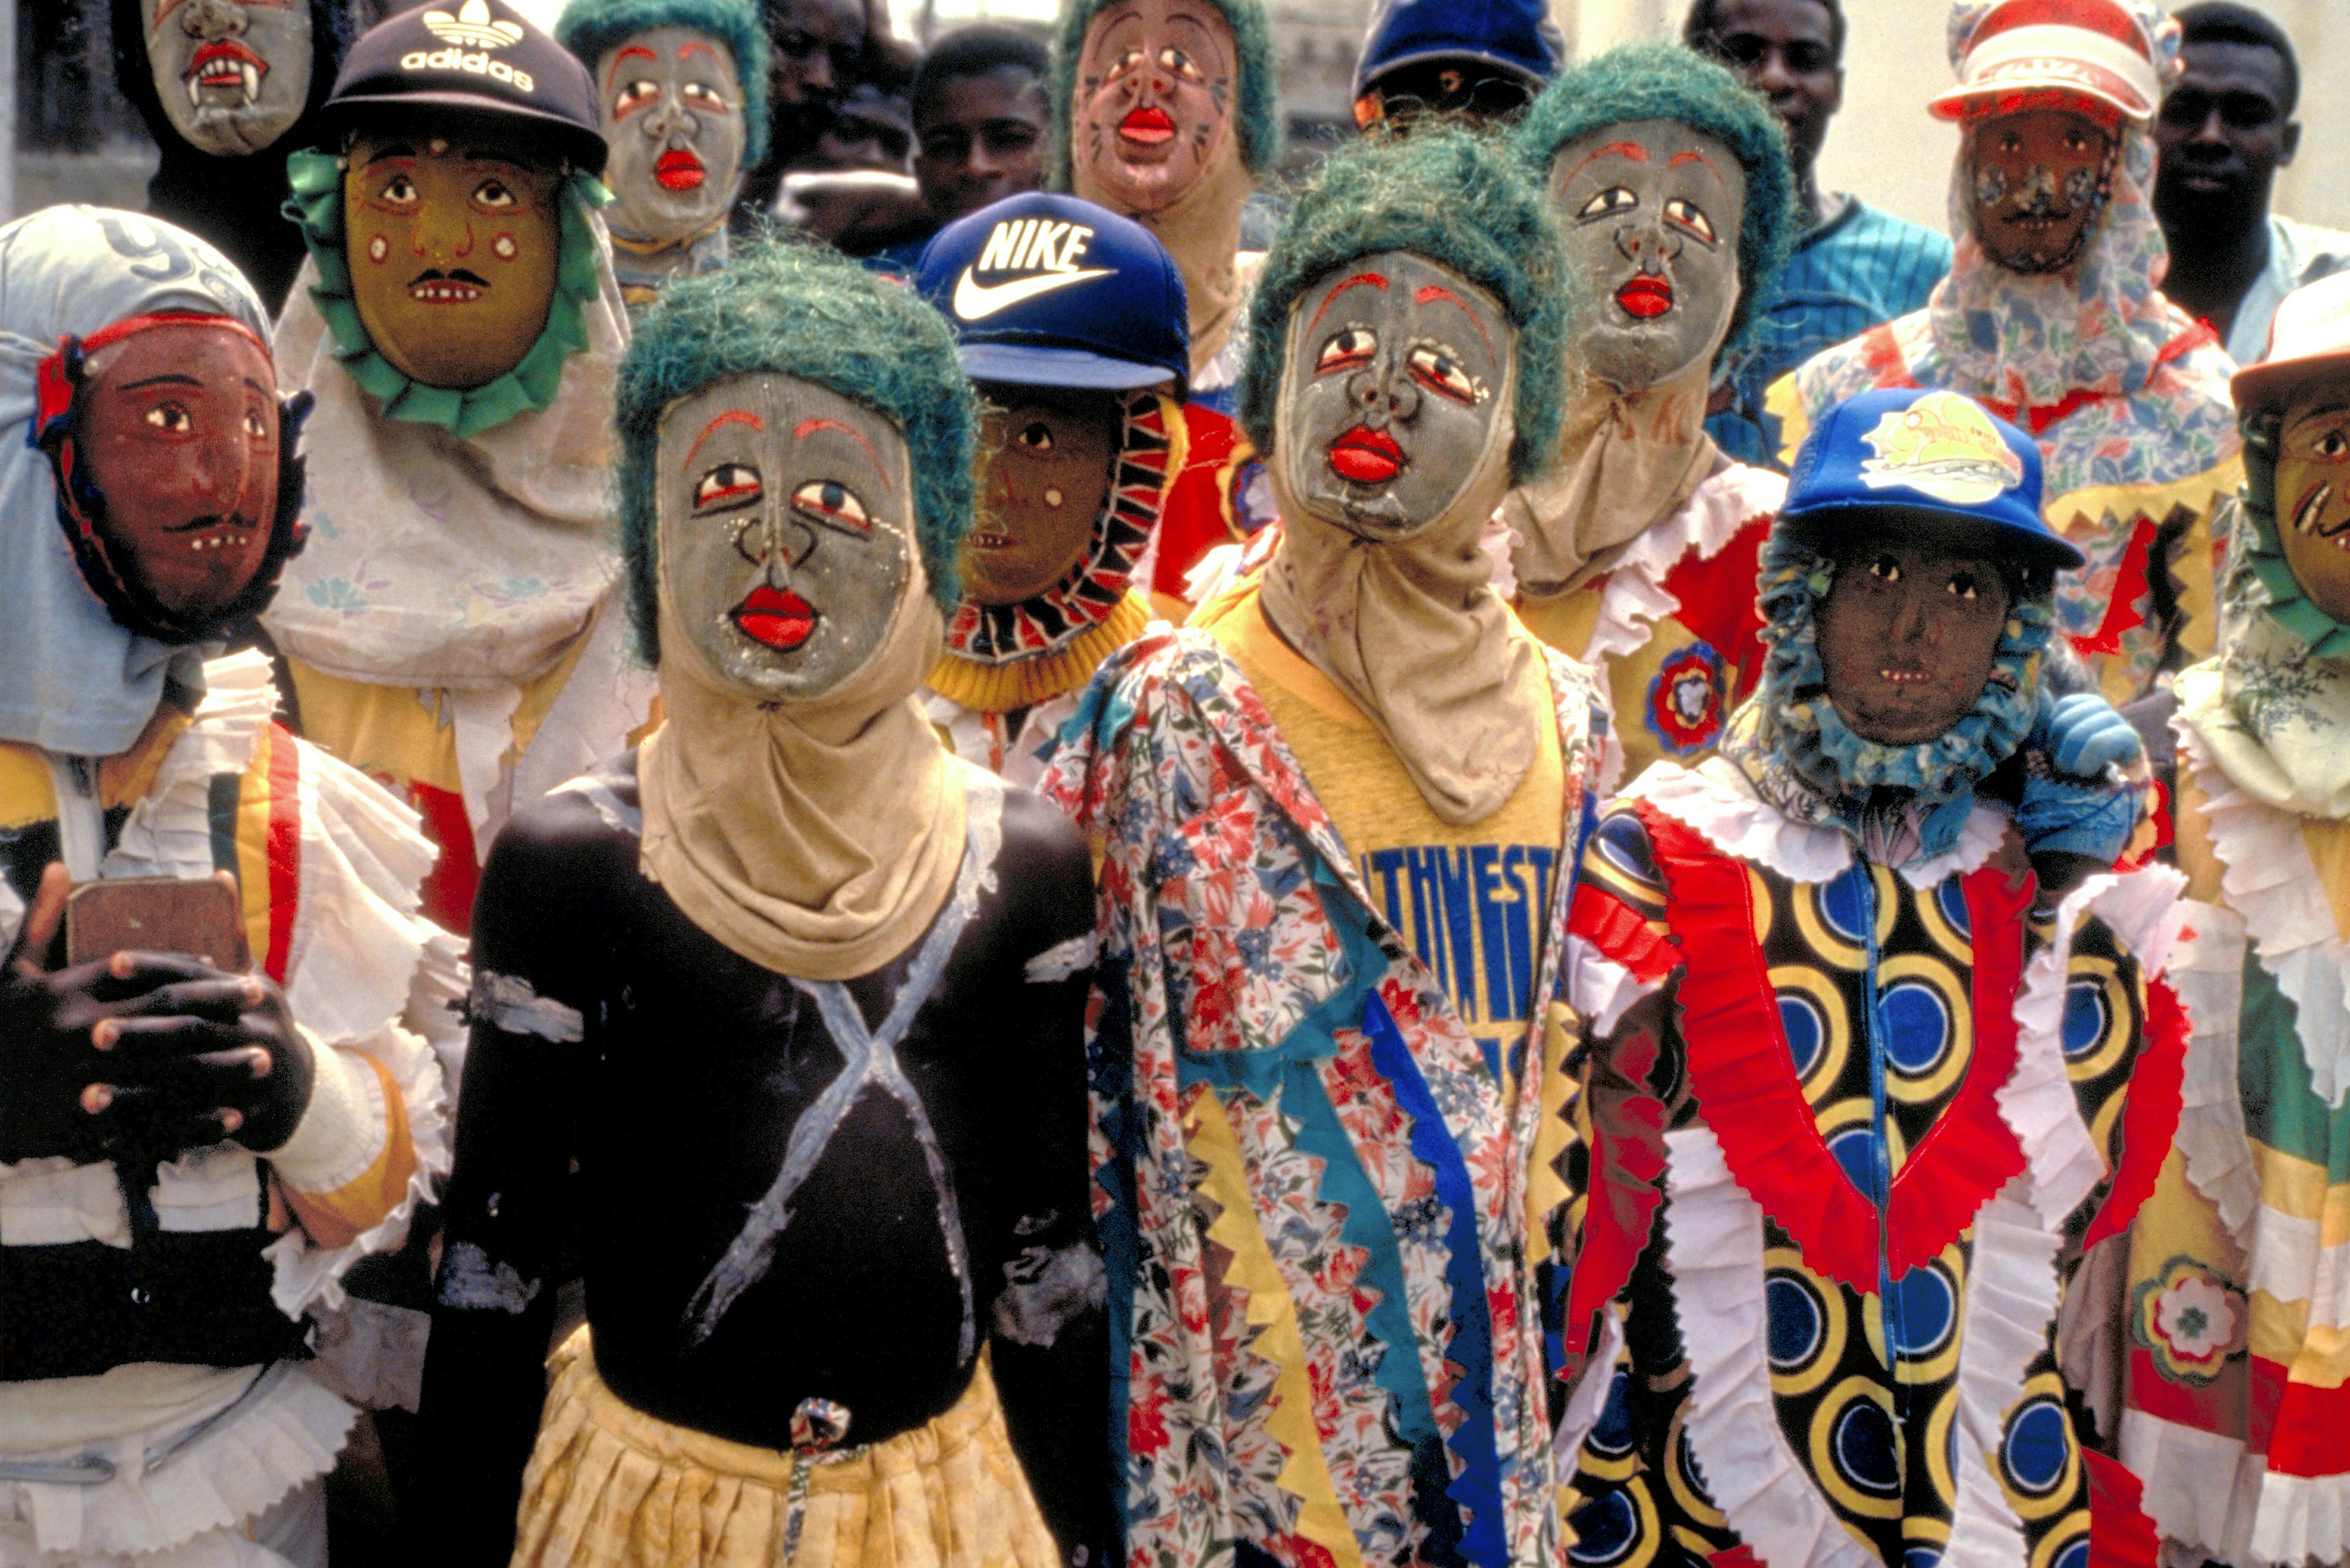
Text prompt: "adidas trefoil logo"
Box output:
[[403, 0, 535, 91], [422, 0, 522, 49]]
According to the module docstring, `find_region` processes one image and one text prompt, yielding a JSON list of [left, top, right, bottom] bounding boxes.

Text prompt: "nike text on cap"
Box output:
[[322, 0, 607, 176], [916, 192, 1191, 397]]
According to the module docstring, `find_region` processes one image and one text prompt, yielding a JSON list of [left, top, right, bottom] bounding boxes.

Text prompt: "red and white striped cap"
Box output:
[[1928, 0, 2163, 125]]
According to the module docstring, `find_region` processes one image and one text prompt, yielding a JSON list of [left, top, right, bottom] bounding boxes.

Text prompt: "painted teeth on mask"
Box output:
[[2293, 482, 2335, 535], [187, 63, 260, 107]]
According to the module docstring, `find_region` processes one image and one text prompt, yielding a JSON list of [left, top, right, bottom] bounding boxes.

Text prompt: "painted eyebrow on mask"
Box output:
[[606, 45, 659, 88], [679, 40, 720, 61], [1562, 140, 1651, 184], [1307, 272, 1389, 335], [795, 417, 897, 498], [1669, 147, 1729, 186], [1413, 284, 1494, 359], [682, 408, 764, 468], [121, 373, 205, 391]]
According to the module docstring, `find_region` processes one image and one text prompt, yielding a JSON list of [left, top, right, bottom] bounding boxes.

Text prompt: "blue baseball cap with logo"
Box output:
[[1781, 387, 2084, 573], [915, 192, 1190, 397]]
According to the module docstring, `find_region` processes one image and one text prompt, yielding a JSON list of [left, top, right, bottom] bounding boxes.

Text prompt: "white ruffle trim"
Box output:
[[1552, 1307, 1625, 1486], [1661, 1124, 1878, 1568], [1577, 466, 1784, 670], [2118, 1407, 2264, 1568], [2001, 866, 2186, 1228], [1622, 758, 2004, 890], [2169, 903, 2260, 1249], [2247, 1466, 2350, 1566], [1562, 938, 1660, 1041], [2177, 722, 2350, 1107], [1941, 1181, 2065, 1568], [0, 1365, 352, 1561], [101, 651, 278, 884]]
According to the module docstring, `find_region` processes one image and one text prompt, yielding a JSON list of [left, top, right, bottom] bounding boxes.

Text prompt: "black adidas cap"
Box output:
[[321, 0, 606, 175]]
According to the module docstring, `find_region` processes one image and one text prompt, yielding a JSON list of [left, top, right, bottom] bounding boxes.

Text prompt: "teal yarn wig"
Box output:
[[1515, 42, 1797, 364], [615, 236, 977, 664], [554, 0, 772, 167], [1237, 125, 1577, 486], [1048, 0, 1281, 189]]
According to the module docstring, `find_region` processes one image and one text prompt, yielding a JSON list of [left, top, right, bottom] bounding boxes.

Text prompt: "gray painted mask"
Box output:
[[1277, 250, 1513, 542], [141, 0, 312, 157], [597, 25, 750, 245], [657, 372, 914, 701], [1549, 119, 1745, 394]]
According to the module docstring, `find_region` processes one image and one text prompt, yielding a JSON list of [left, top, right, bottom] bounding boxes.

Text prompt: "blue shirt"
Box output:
[[1707, 196, 1953, 469]]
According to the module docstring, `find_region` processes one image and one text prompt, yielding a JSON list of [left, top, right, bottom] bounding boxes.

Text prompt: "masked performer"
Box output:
[[1552, 385, 2187, 1567], [1051, 0, 1279, 610], [263, 0, 656, 935], [1774, 0, 2239, 712], [1041, 127, 1600, 1568], [416, 239, 1109, 1568], [108, 0, 353, 311], [2117, 274, 2350, 1567], [556, 0, 769, 308], [1499, 43, 1797, 784], [914, 191, 1189, 785], [0, 206, 456, 1568]]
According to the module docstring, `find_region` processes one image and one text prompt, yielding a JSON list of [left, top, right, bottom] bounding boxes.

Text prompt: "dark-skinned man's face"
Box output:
[[2154, 39, 2298, 222], [766, 0, 864, 111], [914, 67, 1048, 225], [1693, 0, 1842, 176]]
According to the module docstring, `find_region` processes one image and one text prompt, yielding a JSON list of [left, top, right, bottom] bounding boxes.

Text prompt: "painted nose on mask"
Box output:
[[1614, 217, 1682, 264], [183, 0, 247, 36]]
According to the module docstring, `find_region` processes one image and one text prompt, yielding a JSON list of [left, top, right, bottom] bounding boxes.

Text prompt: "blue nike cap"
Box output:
[[916, 193, 1190, 397], [1781, 387, 2084, 572]]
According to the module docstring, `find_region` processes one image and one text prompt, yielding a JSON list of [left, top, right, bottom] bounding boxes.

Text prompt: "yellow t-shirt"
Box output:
[[1205, 591, 1565, 1086]]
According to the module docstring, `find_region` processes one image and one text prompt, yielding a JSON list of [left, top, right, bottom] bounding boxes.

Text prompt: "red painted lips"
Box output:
[[1616, 275, 1674, 318], [655, 148, 706, 191], [1328, 426, 1404, 485], [1119, 106, 1177, 146], [733, 584, 818, 651]]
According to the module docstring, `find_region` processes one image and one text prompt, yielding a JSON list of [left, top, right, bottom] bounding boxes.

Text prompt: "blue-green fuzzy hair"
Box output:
[[1237, 126, 1577, 487], [554, 0, 772, 167], [1048, 0, 1280, 188], [1514, 42, 1797, 366], [615, 236, 977, 665]]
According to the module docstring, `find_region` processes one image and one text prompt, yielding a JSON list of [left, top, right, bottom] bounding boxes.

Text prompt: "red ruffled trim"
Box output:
[[2086, 1450, 2162, 1568], [1567, 883, 1678, 984], [2081, 973, 2189, 1249], [1558, 1033, 1667, 1367], [2070, 512, 2157, 660], [1640, 803, 2027, 1293]]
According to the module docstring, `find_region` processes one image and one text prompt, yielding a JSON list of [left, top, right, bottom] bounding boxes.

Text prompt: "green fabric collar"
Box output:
[[285, 147, 612, 439]]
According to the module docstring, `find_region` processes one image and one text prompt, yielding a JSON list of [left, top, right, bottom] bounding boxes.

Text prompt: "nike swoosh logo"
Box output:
[[953, 266, 1116, 320]]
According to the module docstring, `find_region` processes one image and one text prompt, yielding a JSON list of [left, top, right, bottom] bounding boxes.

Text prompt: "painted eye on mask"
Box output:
[[473, 179, 518, 211], [1156, 46, 1204, 83], [1947, 570, 1983, 601], [1106, 47, 1146, 81], [1663, 196, 1717, 245], [144, 402, 193, 435], [615, 79, 662, 117], [695, 463, 763, 511], [1868, 554, 1903, 582], [1406, 345, 1480, 405], [1016, 420, 1055, 453], [681, 81, 729, 112], [2311, 429, 2350, 461], [242, 409, 270, 441], [377, 173, 420, 207], [792, 479, 871, 536], [1316, 328, 1377, 375], [1577, 187, 1639, 222]]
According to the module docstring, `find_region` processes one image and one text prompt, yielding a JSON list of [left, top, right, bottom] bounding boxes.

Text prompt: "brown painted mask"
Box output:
[[70, 318, 283, 627], [2272, 392, 2350, 624], [1072, 0, 1237, 215], [1816, 537, 2012, 745], [1965, 105, 2117, 275], [345, 132, 561, 389], [963, 387, 1119, 607]]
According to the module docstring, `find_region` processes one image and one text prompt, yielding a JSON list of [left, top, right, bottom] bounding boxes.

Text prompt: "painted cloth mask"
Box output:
[[344, 133, 562, 391], [636, 371, 969, 982], [1964, 105, 2119, 277], [1505, 118, 1747, 598], [1257, 249, 1550, 824], [597, 26, 746, 259], [1071, 0, 1253, 376], [2180, 392, 2350, 820], [35, 315, 308, 644], [141, 0, 313, 157]]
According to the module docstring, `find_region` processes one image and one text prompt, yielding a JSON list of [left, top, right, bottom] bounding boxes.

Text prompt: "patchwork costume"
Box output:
[[1552, 388, 2183, 1567], [2120, 275, 2350, 1566], [1772, 0, 2240, 709], [1501, 45, 1800, 786], [1042, 130, 1598, 1568], [262, 0, 655, 935], [0, 209, 454, 1568]]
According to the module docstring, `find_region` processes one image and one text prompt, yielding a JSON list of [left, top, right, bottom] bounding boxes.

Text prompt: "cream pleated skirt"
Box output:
[[512, 1329, 1061, 1568]]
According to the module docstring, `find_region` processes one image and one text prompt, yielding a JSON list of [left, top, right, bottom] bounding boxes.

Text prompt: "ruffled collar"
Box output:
[[284, 148, 613, 439], [943, 390, 1179, 665], [1725, 528, 2052, 864]]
